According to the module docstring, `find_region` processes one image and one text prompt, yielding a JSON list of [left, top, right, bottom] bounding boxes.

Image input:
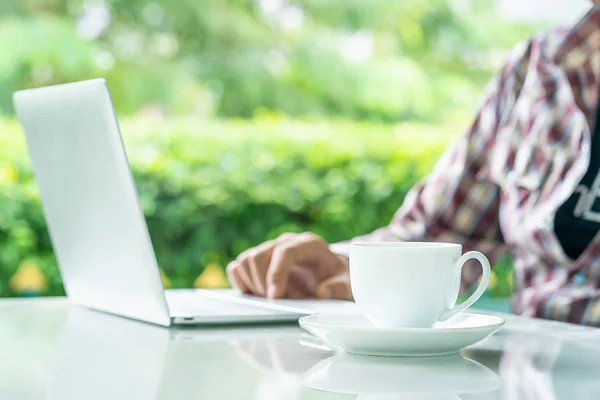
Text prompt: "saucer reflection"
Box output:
[[302, 353, 501, 399]]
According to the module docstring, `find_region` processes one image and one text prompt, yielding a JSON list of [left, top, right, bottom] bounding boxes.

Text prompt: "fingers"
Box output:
[[227, 233, 295, 296], [288, 265, 319, 294], [227, 258, 256, 294], [266, 233, 325, 299], [286, 266, 318, 299], [315, 274, 352, 300], [228, 232, 333, 299], [226, 261, 250, 294], [286, 284, 311, 299], [246, 240, 275, 296]]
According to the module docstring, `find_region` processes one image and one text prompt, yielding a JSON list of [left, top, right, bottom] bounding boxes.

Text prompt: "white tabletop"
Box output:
[[2, 298, 600, 400]]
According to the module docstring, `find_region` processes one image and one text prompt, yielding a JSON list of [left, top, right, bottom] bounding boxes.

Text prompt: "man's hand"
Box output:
[[226, 232, 351, 300]]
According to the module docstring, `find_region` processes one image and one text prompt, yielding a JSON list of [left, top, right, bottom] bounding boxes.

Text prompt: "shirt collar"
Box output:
[[554, 7, 600, 70]]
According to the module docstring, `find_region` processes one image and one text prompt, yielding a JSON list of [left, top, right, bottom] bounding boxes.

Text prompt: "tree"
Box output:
[[0, 0, 538, 120]]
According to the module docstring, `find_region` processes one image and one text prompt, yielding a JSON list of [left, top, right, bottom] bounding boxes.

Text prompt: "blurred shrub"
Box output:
[[0, 117, 455, 296], [0, 1, 539, 120], [0, 116, 513, 297]]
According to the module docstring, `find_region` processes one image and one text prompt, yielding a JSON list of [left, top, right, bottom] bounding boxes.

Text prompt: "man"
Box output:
[[227, 5, 600, 326]]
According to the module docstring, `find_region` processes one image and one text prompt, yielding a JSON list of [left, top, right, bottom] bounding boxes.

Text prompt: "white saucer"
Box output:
[[299, 312, 504, 357]]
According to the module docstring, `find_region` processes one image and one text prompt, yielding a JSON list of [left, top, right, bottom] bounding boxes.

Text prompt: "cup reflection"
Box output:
[[302, 353, 501, 400]]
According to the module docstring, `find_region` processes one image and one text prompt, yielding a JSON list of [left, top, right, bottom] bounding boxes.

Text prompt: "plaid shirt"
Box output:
[[332, 8, 600, 326]]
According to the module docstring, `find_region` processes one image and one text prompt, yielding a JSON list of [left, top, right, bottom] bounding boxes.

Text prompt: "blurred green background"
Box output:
[[0, 0, 545, 300]]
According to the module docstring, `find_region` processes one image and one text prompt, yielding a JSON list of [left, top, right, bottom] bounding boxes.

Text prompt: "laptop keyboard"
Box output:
[[166, 291, 289, 317]]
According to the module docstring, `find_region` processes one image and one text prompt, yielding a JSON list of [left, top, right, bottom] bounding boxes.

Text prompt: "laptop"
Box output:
[[13, 79, 356, 326]]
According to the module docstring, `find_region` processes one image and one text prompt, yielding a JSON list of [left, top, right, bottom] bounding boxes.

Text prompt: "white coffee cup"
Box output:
[[349, 242, 491, 328]]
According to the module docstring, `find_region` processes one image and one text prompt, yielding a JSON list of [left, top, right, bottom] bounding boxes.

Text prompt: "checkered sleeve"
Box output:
[[331, 39, 534, 287]]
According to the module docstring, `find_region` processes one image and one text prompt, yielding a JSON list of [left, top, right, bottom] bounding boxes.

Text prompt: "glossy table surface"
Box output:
[[2, 298, 600, 400]]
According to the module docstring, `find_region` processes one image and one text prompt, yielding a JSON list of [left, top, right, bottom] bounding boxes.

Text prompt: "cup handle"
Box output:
[[438, 251, 491, 322]]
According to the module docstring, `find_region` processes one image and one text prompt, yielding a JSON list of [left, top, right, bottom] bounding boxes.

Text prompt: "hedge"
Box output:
[[0, 115, 513, 297]]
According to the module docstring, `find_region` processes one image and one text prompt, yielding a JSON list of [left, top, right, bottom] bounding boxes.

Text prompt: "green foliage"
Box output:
[[0, 0, 539, 120], [0, 0, 531, 298], [488, 253, 514, 298], [0, 117, 454, 296]]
